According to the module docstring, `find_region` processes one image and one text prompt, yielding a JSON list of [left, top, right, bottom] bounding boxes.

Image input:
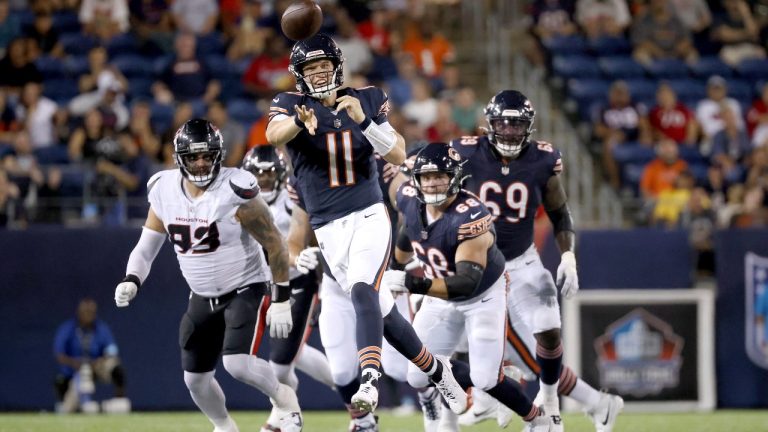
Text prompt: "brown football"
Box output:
[[280, 1, 323, 41]]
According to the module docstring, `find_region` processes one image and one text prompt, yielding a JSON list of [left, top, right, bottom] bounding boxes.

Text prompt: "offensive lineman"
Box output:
[[113, 120, 303, 432]]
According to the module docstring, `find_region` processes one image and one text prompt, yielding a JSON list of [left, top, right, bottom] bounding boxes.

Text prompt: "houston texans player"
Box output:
[[241, 146, 335, 432], [450, 90, 623, 431], [113, 120, 302, 432], [265, 32, 407, 412], [383, 142, 559, 432]]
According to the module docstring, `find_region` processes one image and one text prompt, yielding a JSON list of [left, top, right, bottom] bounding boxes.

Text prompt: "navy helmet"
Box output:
[[411, 142, 467, 205], [173, 119, 225, 187], [484, 90, 535, 159], [288, 33, 344, 98], [241, 145, 288, 203]]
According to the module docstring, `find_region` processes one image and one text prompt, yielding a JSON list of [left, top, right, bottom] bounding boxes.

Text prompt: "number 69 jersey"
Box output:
[[396, 183, 506, 302], [147, 167, 272, 296], [450, 135, 563, 261]]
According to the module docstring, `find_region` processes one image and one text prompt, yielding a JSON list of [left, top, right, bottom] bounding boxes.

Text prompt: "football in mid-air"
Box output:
[[281, 1, 323, 41]]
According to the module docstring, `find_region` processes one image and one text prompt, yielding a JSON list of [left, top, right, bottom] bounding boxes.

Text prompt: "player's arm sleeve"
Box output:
[[391, 223, 413, 270], [125, 224, 166, 285]]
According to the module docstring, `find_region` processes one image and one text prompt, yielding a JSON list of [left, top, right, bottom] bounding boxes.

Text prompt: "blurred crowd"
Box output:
[[0, 0, 480, 228], [529, 0, 768, 275]]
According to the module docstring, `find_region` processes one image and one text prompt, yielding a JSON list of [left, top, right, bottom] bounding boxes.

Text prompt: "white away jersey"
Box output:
[[147, 167, 271, 297], [265, 188, 301, 280]]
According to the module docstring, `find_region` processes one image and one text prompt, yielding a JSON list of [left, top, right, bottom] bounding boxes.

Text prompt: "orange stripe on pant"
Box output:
[[506, 321, 540, 375]]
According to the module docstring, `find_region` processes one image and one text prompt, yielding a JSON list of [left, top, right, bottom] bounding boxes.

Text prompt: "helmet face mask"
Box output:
[[289, 34, 345, 99], [173, 119, 225, 188], [241, 145, 287, 203], [411, 143, 466, 206], [484, 90, 535, 159]]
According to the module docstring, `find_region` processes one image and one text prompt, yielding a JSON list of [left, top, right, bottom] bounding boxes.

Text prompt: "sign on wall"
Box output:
[[563, 289, 715, 411], [745, 252, 768, 370]]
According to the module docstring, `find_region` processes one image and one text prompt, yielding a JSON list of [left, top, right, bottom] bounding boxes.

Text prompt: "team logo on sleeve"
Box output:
[[594, 309, 683, 397], [746, 252, 768, 369]]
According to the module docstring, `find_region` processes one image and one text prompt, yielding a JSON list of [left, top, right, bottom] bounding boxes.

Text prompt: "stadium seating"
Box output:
[[543, 35, 589, 56], [598, 56, 646, 79], [227, 98, 261, 127], [553, 55, 601, 80], [689, 56, 733, 78], [645, 59, 689, 79], [734, 58, 768, 81]]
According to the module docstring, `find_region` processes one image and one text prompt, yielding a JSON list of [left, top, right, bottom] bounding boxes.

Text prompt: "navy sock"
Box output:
[[450, 359, 537, 420], [536, 342, 563, 385], [351, 282, 383, 381], [383, 308, 440, 379]]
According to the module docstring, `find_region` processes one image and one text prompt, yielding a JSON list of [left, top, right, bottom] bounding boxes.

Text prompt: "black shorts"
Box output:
[[269, 273, 320, 365], [179, 282, 270, 373]]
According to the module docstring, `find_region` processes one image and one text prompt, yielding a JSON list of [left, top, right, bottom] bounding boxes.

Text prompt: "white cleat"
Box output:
[[458, 389, 497, 426], [419, 387, 441, 432], [430, 356, 468, 415], [348, 412, 379, 431], [497, 402, 514, 428], [213, 416, 239, 432], [437, 404, 460, 432], [523, 406, 563, 432], [351, 368, 381, 413], [259, 406, 281, 432], [587, 392, 624, 432], [269, 384, 303, 432]]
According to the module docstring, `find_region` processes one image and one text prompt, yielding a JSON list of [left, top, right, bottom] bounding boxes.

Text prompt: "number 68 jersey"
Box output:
[[395, 183, 506, 302], [147, 167, 272, 297], [450, 135, 563, 261]]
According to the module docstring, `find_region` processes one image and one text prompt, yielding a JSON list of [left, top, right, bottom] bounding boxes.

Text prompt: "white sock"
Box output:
[[270, 361, 299, 391], [183, 371, 232, 429], [295, 345, 335, 389], [540, 382, 558, 400], [567, 378, 602, 409], [222, 354, 280, 399], [470, 388, 496, 413]]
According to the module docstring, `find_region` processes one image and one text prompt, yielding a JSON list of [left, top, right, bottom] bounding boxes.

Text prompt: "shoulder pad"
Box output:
[[228, 169, 260, 200], [450, 136, 483, 158], [454, 194, 493, 241], [147, 169, 172, 192], [268, 92, 304, 121]]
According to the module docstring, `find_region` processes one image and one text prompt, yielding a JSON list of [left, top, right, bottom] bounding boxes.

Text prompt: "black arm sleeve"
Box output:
[[444, 261, 484, 300], [546, 203, 574, 235], [396, 224, 413, 252]]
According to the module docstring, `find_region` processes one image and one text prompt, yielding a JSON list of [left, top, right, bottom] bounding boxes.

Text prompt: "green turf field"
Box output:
[[1, 410, 768, 432]]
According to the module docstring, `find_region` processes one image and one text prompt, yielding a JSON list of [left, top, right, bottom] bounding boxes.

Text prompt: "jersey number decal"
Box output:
[[327, 130, 355, 187], [412, 243, 453, 279], [168, 222, 221, 254], [479, 181, 529, 223]]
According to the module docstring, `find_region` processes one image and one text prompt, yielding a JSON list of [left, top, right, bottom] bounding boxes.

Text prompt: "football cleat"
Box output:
[[523, 406, 563, 432], [348, 413, 378, 431], [278, 412, 303, 432], [269, 384, 302, 432], [259, 406, 281, 432], [458, 389, 496, 426], [586, 392, 624, 432], [418, 387, 441, 432], [351, 368, 381, 413], [437, 404, 460, 432], [212, 416, 239, 432], [430, 356, 468, 414]]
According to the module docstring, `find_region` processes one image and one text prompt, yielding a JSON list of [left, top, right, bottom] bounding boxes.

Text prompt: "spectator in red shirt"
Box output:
[[357, 5, 392, 56], [747, 82, 768, 147], [241, 33, 292, 99], [648, 83, 698, 146]]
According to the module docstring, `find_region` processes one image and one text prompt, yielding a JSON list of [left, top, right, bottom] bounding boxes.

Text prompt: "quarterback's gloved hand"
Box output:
[[115, 279, 138, 307], [382, 270, 407, 294], [295, 247, 320, 274], [556, 251, 579, 299], [266, 300, 293, 338]]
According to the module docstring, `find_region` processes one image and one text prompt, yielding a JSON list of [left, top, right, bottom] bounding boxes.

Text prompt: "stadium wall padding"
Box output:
[[0, 227, 766, 410]]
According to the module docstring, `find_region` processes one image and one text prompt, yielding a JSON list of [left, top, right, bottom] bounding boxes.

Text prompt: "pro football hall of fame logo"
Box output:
[[745, 252, 768, 369], [594, 309, 684, 397]]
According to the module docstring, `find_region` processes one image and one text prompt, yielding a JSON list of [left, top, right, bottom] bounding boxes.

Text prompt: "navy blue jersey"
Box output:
[[268, 87, 392, 228], [396, 183, 506, 301], [450, 135, 563, 261]]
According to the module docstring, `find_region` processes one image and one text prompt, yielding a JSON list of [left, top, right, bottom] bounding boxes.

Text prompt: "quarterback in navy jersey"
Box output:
[[265, 32, 408, 415], [383, 143, 559, 432]]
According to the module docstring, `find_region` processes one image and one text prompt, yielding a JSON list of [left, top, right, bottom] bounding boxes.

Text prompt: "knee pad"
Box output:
[[470, 368, 498, 391], [183, 370, 214, 394], [531, 305, 561, 335]]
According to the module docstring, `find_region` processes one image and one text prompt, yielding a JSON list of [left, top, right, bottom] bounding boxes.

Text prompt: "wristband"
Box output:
[[122, 274, 141, 289], [390, 261, 406, 271], [272, 281, 291, 303], [359, 116, 372, 130], [405, 273, 432, 295]]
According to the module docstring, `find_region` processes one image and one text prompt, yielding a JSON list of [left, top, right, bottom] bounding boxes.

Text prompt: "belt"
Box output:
[[193, 281, 269, 310]]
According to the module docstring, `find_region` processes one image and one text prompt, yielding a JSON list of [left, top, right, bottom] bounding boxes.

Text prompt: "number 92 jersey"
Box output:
[[450, 135, 563, 261], [147, 167, 271, 296], [396, 182, 506, 302], [269, 87, 392, 227]]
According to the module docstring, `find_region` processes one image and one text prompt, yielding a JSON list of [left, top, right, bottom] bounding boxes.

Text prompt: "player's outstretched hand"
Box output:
[[382, 270, 407, 294], [336, 95, 365, 124], [557, 251, 579, 299], [115, 281, 138, 307], [294, 104, 317, 135], [267, 300, 293, 338], [295, 246, 320, 274]]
